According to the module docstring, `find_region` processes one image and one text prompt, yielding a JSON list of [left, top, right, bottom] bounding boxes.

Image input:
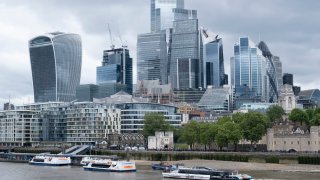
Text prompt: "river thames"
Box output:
[[0, 162, 319, 180]]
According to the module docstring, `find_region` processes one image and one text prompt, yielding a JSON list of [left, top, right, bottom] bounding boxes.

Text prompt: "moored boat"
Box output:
[[83, 160, 136, 172], [162, 166, 252, 180], [80, 156, 112, 166], [29, 155, 71, 166]]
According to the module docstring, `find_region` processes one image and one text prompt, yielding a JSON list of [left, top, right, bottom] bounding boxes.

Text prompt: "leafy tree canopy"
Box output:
[[142, 112, 170, 138], [266, 105, 285, 122]]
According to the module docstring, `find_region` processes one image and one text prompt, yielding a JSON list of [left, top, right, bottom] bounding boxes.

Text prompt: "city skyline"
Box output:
[[0, 0, 319, 106]]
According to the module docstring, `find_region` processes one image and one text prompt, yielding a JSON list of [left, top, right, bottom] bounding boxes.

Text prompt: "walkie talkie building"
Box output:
[[29, 32, 82, 102]]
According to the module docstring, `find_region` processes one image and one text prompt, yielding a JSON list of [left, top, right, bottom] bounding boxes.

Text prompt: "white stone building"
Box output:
[[148, 131, 174, 150], [278, 84, 296, 113], [267, 126, 320, 152]]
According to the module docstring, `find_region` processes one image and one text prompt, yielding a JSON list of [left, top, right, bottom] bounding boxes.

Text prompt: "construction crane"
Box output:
[[108, 23, 115, 50]]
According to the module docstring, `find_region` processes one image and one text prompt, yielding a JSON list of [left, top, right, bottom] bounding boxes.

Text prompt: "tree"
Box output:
[[306, 108, 315, 120], [266, 105, 285, 122], [142, 113, 170, 138], [232, 113, 245, 124], [240, 112, 268, 146], [310, 113, 320, 126], [180, 121, 200, 149], [288, 108, 309, 125]]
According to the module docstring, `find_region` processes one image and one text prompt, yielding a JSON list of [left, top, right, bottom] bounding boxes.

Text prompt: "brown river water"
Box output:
[[0, 162, 319, 180]]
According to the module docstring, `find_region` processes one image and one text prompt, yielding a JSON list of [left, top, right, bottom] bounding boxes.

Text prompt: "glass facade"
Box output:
[[173, 89, 206, 103], [258, 41, 279, 102], [170, 18, 201, 89], [29, 32, 82, 102], [97, 48, 133, 94], [137, 31, 168, 84], [177, 58, 199, 89], [115, 103, 181, 133], [273, 56, 282, 90], [231, 37, 267, 102], [205, 38, 225, 87], [151, 0, 184, 32], [198, 87, 231, 112]]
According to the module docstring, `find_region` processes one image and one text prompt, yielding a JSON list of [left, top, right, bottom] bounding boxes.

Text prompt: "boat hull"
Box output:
[[163, 172, 210, 180], [83, 166, 136, 172], [29, 162, 70, 166]]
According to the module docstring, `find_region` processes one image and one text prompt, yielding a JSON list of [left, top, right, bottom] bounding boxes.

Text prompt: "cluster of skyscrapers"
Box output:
[[1, 0, 319, 147], [137, 0, 226, 90]]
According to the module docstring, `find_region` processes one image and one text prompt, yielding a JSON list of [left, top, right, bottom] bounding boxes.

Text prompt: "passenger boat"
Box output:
[[83, 160, 136, 172], [152, 162, 183, 171], [29, 155, 71, 166], [80, 156, 112, 166], [162, 166, 252, 180]]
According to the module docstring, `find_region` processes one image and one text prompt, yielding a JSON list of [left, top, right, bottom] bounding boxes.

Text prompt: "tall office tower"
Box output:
[[283, 73, 293, 86], [170, 11, 201, 89], [137, 31, 168, 84], [176, 58, 200, 89], [29, 32, 82, 102], [96, 47, 133, 93], [258, 41, 278, 102], [230, 37, 267, 101], [201, 28, 225, 88], [273, 56, 282, 89], [151, 0, 184, 32]]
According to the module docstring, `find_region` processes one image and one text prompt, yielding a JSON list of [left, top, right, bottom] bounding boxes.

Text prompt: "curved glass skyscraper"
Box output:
[[29, 32, 82, 102]]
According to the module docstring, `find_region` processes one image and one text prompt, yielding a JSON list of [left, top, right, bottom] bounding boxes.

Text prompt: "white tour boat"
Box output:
[[29, 155, 71, 166], [162, 166, 252, 180], [83, 160, 136, 172], [80, 156, 112, 166]]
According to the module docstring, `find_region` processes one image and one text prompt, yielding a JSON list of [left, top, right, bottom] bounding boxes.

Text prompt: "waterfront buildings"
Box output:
[[115, 103, 181, 134], [148, 131, 174, 150], [29, 32, 82, 102], [267, 125, 320, 152], [97, 47, 133, 93], [66, 103, 121, 144]]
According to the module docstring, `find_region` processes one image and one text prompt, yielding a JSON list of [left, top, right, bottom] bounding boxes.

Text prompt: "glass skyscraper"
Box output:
[[258, 41, 279, 102], [29, 32, 82, 102], [176, 58, 200, 89], [96, 48, 133, 93], [201, 28, 225, 88], [273, 56, 282, 90], [137, 31, 168, 84], [151, 0, 184, 32], [170, 15, 201, 89], [231, 37, 267, 101]]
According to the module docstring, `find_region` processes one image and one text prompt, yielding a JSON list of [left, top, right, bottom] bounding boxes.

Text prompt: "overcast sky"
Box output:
[[0, 0, 319, 107]]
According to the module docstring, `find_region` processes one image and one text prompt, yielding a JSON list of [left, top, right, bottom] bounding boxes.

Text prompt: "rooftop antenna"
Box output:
[[108, 23, 115, 50]]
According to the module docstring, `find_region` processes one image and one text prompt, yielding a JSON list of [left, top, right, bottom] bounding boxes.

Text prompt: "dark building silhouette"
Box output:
[[3, 102, 14, 110], [293, 86, 301, 96], [283, 73, 293, 86]]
